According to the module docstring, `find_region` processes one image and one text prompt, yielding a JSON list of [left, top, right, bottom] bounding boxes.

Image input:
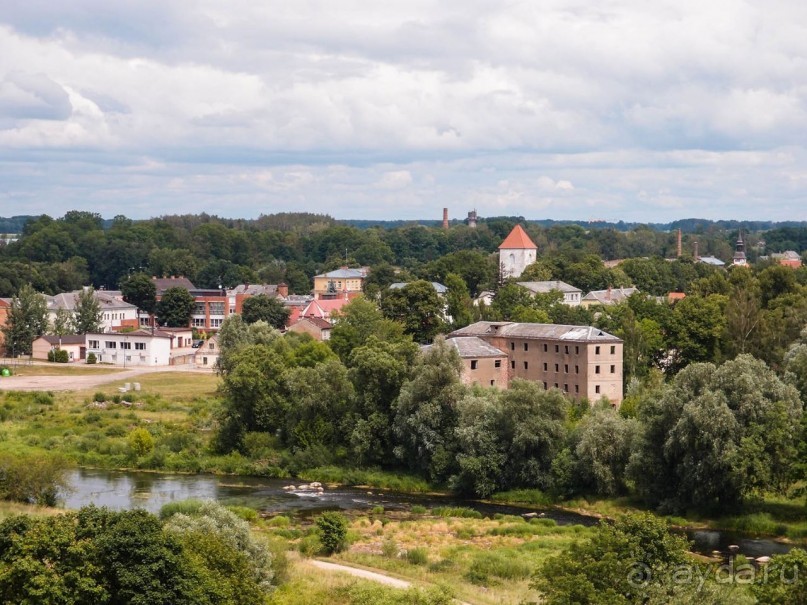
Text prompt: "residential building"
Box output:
[[46, 289, 139, 333], [85, 327, 194, 367], [770, 251, 803, 268], [300, 298, 351, 322], [499, 225, 537, 279], [312, 267, 368, 300], [473, 290, 495, 307], [149, 277, 229, 331], [32, 335, 86, 362], [448, 321, 623, 405], [288, 317, 333, 341], [194, 335, 220, 369], [427, 336, 509, 388], [227, 283, 289, 315], [697, 256, 725, 267], [581, 287, 639, 308], [517, 281, 582, 306]]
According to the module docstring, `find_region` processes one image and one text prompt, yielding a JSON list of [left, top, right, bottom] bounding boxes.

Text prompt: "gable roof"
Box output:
[[582, 287, 638, 305], [47, 290, 138, 312], [517, 281, 581, 295], [296, 316, 333, 330], [301, 298, 350, 319], [389, 282, 448, 294], [152, 277, 197, 293], [315, 267, 367, 279], [498, 225, 537, 250], [449, 321, 621, 343], [435, 336, 508, 358], [37, 335, 86, 345]]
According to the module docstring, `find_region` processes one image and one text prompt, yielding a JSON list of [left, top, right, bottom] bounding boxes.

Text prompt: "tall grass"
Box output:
[[297, 466, 432, 493]]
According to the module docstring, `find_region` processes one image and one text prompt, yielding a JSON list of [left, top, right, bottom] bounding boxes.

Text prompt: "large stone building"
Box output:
[[427, 337, 509, 389], [499, 225, 537, 279], [312, 267, 368, 300], [448, 321, 623, 405]]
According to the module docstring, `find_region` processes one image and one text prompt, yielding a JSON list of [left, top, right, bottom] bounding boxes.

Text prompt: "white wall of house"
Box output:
[[86, 333, 172, 366]]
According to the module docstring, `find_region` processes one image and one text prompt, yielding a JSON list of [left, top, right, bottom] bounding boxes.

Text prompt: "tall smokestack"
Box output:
[[442, 208, 449, 230], [694, 241, 699, 260], [677, 229, 682, 258]]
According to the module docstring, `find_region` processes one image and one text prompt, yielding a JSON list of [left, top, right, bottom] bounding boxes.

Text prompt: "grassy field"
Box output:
[[323, 512, 590, 605], [0, 364, 121, 376]]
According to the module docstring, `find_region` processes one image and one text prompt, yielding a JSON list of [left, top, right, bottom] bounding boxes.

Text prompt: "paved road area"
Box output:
[[0, 365, 214, 392]]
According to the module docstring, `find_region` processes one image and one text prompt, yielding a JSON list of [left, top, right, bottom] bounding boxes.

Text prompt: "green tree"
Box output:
[[393, 337, 465, 481], [752, 548, 807, 605], [52, 306, 74, 336], [629, 355, 802, 512], [329, 296, 407, 362], [1, 283, 48, 356], [532, 513, 690, 605], [443, 272, 474, 328], [156, 287, 195, 328], [574, 407, 638, 496], [380, 280, 444, 343], [121, 272, 157, 315], [128, 427, 155, 457], [241, 294, 290, 328], [164, 500, 275, 602], [316, 511, 348, 555], [73, 286, 104, 334], [669, 294, 727, 370]]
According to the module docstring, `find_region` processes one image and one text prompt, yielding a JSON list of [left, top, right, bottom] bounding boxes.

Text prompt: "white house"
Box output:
[[46, 289, 139, 333], [85, 327, 193, 367]]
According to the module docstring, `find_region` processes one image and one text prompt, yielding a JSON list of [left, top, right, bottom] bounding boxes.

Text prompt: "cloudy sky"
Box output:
[[2, 1, 807, 222]]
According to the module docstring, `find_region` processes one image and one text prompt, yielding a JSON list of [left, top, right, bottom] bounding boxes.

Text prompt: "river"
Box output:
[[62, 468, 794, 558]]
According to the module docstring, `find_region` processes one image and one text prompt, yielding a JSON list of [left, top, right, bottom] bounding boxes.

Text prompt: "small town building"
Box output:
[[517, 281, 582, 306], [86, 327, 194, 367], [32, 335, 87, 362], [194, 335, 220, 369], [312, 267, 368, 300], [287, 317, 333, 341], [46, 289, 139, 333], [449, 321, 623, 405], [581, 287, 639, 308], [429, 336, 509, 388]]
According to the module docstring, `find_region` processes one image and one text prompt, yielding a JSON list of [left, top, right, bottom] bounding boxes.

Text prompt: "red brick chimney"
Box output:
[[278, 283, 289, 298], [443, 208, 449, 230]]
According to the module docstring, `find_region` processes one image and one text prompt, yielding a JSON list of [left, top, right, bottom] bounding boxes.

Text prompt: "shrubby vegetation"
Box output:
[[0, 502, 278, 605]]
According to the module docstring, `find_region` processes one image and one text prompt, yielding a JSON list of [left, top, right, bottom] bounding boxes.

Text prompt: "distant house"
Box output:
[[697, 256, 725, 267], [499, 225, 537, 279], [288, 317, 333, 341], [312, 267, 368, 300], [46, 289, 139, 333], [194, 335, 220, 369], [473, 291, 496, 307], [227, 283, 289, 315], [517, 281, 582, 306], [425, 337, 509, 389], [581, 287, 639, 308], [449, 321, 623, 405], [770, 251, 803, 268], [389, 282, 448, 295], [667, 292, 686, 303], [300, 298, 351, 322], [32, 335, 86, 362], [150, 276, 229, 331], [86, 327, 194, 367]]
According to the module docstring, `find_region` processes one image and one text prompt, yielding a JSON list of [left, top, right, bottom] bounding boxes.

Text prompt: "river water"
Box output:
[[62, 468, 794, 558]]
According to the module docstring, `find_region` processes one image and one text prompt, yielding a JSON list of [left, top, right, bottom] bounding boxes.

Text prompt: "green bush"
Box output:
[[160, 499, 205, 520], [55, 349, 69, 363], [267, 515, 290, 528], [93, 391, 106, 403], [465, 551, 532, 586], [316, 511, 348, 555], [86, 352, 97, 364], [0, 452, 68, 506], [410, 505, 427, 515], [382, 537, 399, 558], [406, 547, 429, 565], [432, 506, 482, 519], [298, 534, 321, 558]]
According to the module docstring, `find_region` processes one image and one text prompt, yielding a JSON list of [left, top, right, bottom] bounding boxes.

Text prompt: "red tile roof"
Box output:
[[498, 225, 537, 250]]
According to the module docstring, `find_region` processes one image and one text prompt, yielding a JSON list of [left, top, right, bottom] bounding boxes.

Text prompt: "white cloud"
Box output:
[[1, 2, 807, 221]]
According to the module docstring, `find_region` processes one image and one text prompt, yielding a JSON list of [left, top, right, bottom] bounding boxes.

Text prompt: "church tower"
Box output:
[[498, 224, 537, 279], [733, 231, 747, 267]]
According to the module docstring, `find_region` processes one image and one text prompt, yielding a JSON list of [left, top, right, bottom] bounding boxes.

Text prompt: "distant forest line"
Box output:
[[3, 213, 807, 234]]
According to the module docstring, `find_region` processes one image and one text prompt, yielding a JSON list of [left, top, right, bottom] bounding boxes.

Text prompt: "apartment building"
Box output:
[[448, 321, 623, 405]]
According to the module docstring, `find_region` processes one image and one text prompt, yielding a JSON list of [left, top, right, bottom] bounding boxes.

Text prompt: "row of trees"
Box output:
[[214, 296, 805, 513], [3, 210, 799, 297]]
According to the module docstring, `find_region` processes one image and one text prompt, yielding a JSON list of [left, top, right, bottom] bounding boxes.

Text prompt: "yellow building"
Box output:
[[312, 267, 368, 300]]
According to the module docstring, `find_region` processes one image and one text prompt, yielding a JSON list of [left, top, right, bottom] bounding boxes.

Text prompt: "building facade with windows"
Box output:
[[448, 321, 623, 405], [312, 267, 368, 300], [86, 328, 193, 367]]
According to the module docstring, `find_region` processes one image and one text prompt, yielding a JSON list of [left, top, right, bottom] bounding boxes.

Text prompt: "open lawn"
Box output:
[[0, 364, 120, 377]]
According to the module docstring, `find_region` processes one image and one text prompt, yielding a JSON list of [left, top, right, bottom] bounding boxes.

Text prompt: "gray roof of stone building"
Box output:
[[517, 281, 581, 294], [449, 321, 621, 343], [422, 336, 507, 358]]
